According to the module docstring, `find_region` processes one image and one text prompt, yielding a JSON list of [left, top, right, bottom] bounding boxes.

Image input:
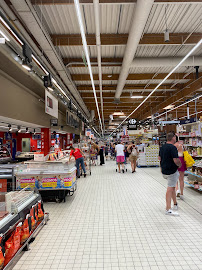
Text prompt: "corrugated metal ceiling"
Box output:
[[144, 3, 202, 34]]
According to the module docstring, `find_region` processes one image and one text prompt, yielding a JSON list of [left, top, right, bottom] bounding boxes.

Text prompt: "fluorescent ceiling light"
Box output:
[[113, 112, 125, 116], [131, 95, 144, 99], [52, 78, 68, 99], [0, 16, 23, 45], [22, 61, 31, 71], [0, 30, 9, 41], [48, 87, 54, 92], [74, 0, 103, 135], [109, 38, 202, 136], [164, 104, 175, 110], [32, 55, 49, 75]]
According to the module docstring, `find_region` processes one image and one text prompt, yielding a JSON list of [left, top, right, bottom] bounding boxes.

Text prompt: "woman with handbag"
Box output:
[[127, 141, 139, 173], [174, 140, 186, 199]]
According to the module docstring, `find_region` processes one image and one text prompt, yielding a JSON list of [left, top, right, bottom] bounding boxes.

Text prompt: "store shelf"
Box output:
[[3, 213, 49, 270], [186, 171, 202, 178], [184, 180, 202, 191], [184, 145, 199, 147]]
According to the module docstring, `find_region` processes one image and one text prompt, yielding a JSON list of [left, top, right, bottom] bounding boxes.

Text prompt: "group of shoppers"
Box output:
[[115, 141, 139, 173], [159, 132, 186, 216], [69, 134, 187, 217]]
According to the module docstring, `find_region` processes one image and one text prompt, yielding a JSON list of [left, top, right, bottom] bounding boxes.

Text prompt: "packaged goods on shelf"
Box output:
[[0, 189, 48, 269], [138, 145, 159, 167]]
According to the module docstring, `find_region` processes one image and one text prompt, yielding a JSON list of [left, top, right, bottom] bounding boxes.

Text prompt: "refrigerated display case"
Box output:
[[15, 160, 77, 202]]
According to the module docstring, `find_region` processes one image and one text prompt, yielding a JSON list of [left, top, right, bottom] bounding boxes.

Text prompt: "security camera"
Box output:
[[164, 29, 170, 42]]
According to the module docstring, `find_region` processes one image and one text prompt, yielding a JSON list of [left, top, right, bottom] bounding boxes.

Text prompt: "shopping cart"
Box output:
[[115, 158, 128, 173], [90, 152, 98, 166]]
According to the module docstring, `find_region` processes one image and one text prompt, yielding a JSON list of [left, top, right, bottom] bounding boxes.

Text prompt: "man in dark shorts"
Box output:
[[159, 132, 181, 216]]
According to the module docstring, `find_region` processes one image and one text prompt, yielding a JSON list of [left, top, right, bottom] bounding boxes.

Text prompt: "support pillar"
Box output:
[[41, 128, 51, 156]]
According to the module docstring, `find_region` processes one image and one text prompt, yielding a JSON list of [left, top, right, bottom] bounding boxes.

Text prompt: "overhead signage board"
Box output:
[[50, 119, 58, 127], [180, 117, 197, 125], [127, 119, 137, 130], [85, 129, 91, 137], [45, 90, 58, 119], [66, 110, 79, 129]]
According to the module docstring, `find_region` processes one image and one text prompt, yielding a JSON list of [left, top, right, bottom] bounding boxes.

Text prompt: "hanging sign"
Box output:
[[127, 119, 137, 130], [66, 110, 79, 128], [50, 119, 58, 127], [180, 117, 197, 125], [45, 90, 58, 118], [85, 129, 91, 137]]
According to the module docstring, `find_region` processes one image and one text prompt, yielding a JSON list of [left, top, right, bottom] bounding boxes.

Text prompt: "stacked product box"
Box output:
[[138, 145, 160, 167]]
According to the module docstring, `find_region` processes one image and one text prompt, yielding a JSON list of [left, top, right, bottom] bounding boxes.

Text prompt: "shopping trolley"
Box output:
[[115, 157, 128, 173]]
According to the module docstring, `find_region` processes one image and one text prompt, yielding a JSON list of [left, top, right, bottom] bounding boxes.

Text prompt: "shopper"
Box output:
[[105, 144, 109, 160], [175, 138, 186, 199], [69, 146, 86, 178], [99, 145, 105, 166], [127, 141, 138, 173], [124, 142, 129, 162], [115, 141, 125, 173], [159, 132, 181, 216]]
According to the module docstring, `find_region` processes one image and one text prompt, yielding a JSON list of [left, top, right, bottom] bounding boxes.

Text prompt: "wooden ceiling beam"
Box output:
[[72, 73, 195, 81], [51, 33, 201, 46], [139, 76, 202, 119], [78, 84, 179, 91]]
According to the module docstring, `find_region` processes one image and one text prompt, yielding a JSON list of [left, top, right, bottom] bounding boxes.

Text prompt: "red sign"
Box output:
[[0, 179, 7, 192]]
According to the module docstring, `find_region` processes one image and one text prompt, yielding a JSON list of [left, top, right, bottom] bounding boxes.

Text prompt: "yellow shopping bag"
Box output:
[[183, 151, 195, 168]]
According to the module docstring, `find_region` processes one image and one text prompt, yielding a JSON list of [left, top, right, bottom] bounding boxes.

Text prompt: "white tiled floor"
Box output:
[[13, 161, 202, 270]]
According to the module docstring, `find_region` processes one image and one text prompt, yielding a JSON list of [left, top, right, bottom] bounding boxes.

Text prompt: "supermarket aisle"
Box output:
[[13, 161, 202, 270]]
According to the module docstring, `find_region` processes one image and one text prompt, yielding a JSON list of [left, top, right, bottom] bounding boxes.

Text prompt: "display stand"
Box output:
[[15, 152, 77, 202], [3, 212, 49, 270]]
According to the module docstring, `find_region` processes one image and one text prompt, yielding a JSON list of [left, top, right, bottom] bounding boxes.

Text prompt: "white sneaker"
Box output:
[[176, 190, 180, 197], [172, 204, 178, 211], [165, 209, 180, 216], [180, 195, 184, 200]]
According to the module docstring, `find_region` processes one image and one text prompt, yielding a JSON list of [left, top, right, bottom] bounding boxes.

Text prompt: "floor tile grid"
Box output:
[[12, 161, 202, 270]]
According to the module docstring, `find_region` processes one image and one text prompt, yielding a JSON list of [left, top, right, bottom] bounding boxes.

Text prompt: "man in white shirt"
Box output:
[[115, 141, 125, 173]]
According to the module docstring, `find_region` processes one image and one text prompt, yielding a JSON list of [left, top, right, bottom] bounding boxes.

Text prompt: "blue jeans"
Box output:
[[76, 157, 86, 176]]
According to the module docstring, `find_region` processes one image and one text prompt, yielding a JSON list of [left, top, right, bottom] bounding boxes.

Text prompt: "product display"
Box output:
[[186, 160, 202, 191], [0, 189, 48, 269], [137, 145, 160, 167]]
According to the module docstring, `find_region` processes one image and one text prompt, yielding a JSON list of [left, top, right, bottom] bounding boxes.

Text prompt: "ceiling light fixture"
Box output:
[[8, 124, 12, 132], [163, 104, 175, 110], [131, 95, 144, 99], [113, 112, 125, 116], [74, 0, 102, 136], [0, 16, 23, 45], [107, 75, 112, 78], [52, 78, 69, 99], [17, 126, 21, 133], [22, 58, 32, 71], [48, 87, 54, 92], [0, 30, 10, 41], [109, 38, 202, 136]]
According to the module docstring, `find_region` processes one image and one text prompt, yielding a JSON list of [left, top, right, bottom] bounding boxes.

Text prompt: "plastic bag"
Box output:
[[21, 215, 30, 245], [183, 151, 195, 168]]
